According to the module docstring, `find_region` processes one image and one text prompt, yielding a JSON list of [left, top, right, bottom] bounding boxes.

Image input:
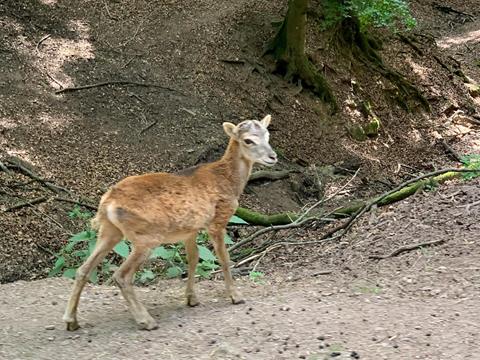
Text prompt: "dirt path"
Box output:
[[1, 179, 479, 360]]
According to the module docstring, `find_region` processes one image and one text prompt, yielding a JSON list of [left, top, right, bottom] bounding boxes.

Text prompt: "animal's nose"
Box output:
[[269, 152, 277, 162]]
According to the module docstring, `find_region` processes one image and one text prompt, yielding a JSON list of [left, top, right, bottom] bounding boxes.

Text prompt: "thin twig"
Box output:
[[55, 80, 180, 95], [139, 119, 158, 135], [339, 168, 480, 238], [52, 197, 97, 210], [229, 169, 360, 253], [102, 0, 118, 20], [370, 239, 445, 260], [6, 161, 71, 195], [4, 196, 48, 212], [439, 139, 462, 162], [0, 160, 11, 174], [36, 34, 51, 52], [297, 168, 360, 223]]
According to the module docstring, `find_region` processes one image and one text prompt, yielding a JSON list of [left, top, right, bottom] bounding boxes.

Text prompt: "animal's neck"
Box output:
[[219, 139, 253, 197]]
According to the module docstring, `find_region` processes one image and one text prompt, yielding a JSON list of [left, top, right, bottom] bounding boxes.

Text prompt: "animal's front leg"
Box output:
[[209, 227, 245, 304]]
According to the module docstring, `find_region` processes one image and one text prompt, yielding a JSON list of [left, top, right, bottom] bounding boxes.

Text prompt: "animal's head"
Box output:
[[223, 115, 277, 166]]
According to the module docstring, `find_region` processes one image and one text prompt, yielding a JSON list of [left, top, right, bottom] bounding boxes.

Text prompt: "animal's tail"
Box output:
[[90, 191, 110, 231]]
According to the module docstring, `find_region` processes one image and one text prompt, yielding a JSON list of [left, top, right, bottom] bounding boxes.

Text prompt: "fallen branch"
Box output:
[[55, 80, 181, 95], [370, 239, 445, 260], [52, 197, 97, 210], [230, 169, 360, 251], [439, 139, 462, 162], [139, 120, 158, 135], [337, 168, 480, 238], [4, 196, 48, 212], [36, 34, 51, 52], [248, 169, 293, 182], [6, 161, 71, 195], [234, 207, 299, 226], [0, 160, 11, 174]]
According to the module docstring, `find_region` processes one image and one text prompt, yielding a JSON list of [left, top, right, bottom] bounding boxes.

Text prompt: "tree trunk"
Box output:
[[268, 0, 336, 109]]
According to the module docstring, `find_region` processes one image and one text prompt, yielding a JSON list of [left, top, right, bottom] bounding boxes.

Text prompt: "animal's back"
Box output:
[[98, 171, 219, 234]]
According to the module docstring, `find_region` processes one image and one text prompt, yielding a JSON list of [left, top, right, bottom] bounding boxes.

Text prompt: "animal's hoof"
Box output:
[[66, 321, 80, 331], [137, 317, 158, 331], [187, 294, 200, 307], [230, 294, 245, 305]]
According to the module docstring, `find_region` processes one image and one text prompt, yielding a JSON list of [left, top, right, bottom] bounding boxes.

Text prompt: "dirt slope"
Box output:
[[1, 0, 480, 282], [1, 178, 479, 360]]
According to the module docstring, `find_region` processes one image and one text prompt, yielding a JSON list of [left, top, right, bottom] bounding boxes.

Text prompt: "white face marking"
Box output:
[[236, 119, 277, 166]]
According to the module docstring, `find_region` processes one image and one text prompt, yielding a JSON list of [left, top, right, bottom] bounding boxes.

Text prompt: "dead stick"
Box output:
[[339, 168, 480, 238], [139, 120, 158, 135], [52, 197, 97, 210], [55, 81, 180, 94], [36, 34, 51, 52], [4, 196, 48, 212], [6, 161, 71, 194], [370, 239, 445, 260], [439, 139, 462, 162], [0, 160, 11, 174]]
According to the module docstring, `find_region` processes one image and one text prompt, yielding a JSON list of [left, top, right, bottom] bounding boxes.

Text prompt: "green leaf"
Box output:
[[199, 260, 218, 270], [88, 236, 97, 254], [63, 268, 77, 279], [196, 267, 211, 279], [166, 266, 183, 278], [113, 240, 130, 258], [139, 269, 155, 283], [89, 268, 98, 284], [198, 245, 216, 262], [229, 215, 248, 225], [224, 233, 234, 245], [48, 256, 65, 277], [150, 246, 175, 260], [65, 231, 91, 251]]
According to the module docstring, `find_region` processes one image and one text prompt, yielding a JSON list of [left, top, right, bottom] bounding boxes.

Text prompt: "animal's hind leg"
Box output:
[[113, 243, 157, 330], [63, 220, 122, 331], [184, 233, 200, 306]]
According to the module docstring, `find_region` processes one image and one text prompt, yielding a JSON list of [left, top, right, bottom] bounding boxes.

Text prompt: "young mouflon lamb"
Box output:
[[63, 115, 277, 330]]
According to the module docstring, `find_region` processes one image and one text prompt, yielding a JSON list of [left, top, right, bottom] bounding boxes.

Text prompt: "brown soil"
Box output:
[[1, 178, 479, 360], [1, 0, 480, 357]]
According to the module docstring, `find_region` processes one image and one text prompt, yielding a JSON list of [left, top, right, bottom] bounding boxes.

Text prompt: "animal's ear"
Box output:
[[260, 114, 271, 128], [223, 122, 238, 138]]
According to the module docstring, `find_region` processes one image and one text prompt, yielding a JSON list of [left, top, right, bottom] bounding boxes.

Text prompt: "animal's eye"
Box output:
[[244, 139, 255, 145]]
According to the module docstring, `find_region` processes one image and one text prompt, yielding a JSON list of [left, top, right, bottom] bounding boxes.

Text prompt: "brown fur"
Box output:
[[63, 116, 276, 331]]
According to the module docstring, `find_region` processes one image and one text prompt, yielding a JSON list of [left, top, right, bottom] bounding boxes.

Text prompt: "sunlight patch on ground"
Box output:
[[33, 20, 95, 89], [39, 112, 72, 131], [406, 57, 432, 82], [437, 28, 480, 49], [38, 0, 58, 5]]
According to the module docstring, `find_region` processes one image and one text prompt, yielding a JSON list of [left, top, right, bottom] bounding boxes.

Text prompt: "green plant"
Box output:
[[249, 271, 265, 284], [50, 211, 244, 284], [461, 154, 480, 180], [68, 205, 92, 220], [321, 0, 416, 31]]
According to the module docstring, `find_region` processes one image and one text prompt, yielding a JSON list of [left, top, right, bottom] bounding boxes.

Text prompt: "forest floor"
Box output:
[[1, 0, 480, 358], [1, 178, 479, 360]]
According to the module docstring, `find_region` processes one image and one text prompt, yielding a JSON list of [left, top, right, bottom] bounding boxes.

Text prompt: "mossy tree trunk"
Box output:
[[268, 0, 336, 110], [337, 15, 430, 112]]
